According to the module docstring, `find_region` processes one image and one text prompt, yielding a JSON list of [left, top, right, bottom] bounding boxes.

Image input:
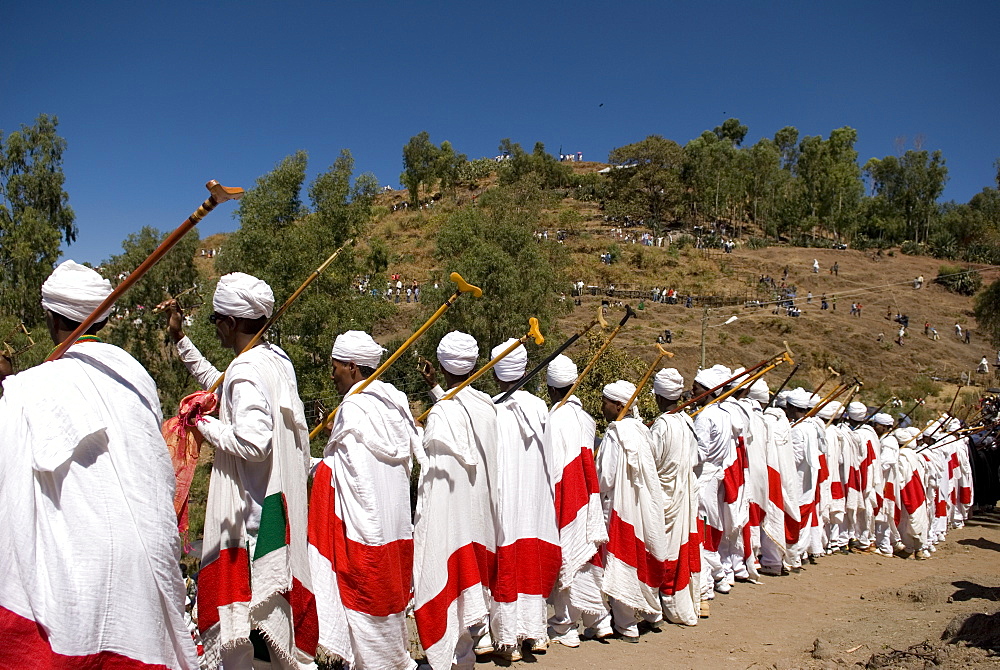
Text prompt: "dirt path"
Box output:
[[484, 511, 1000, 669]]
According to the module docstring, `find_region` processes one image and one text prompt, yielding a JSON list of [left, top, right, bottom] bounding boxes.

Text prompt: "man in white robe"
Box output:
[[800, 397, 829, 559], [872, 413, 899, 556], [596, 381, 667, 641], [308, 331, 419, 670], [412, 332, 498, 670], [759, 391, 801, 575], [488, 339, 560, 659], [649, 369, 702, 626], [716, 370, 754, 583], [845, 402, 880, 553], [785, 389, 822, 569], [894, 428, 931, 558], [544, 355, 610, 647], [168, 273, 317, 669], [818, 402, 849, 553], [0, 261, 198, 669]]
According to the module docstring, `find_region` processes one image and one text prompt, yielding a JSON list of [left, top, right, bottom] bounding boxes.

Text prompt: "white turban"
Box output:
[[603, 380, 636, 405], [41, 260, 113, 323], [872, 413, 894, 426], [922, 420, 943, 439], [546, 354, 577, 388], [817, 400, 843, 420], [695, 364, 731, 392], [727, 366, 747, 388], [748, 378, 769, 404], [653, 368, 684, 400], [213, 272, 274, 319], [437, 331, 478, 375], [906, 426, 922, 440], [774, 390, 789, 408], [893, 428, 911, 444], [847, 402, 869, 422], [491, 338, 526, 382], [331, 330, 385, 369], [946, 418, 961, 432], [786, 387, 815, 410]]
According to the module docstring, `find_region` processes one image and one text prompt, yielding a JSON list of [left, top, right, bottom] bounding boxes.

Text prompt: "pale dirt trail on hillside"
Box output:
[[468, 511, 1000, 670]]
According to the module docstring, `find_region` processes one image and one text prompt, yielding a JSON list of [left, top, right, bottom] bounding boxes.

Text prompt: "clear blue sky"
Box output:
[[3, 1, 998, 265]]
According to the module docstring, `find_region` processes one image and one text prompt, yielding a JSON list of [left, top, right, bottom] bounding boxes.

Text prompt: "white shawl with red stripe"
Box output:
[[762, 408, 801, 550], [544, 396, 607, 615], [308, 379, 418, 669], [198, 347, 317, 669], [597, 417, 666, 615], [491, 390, 561, 648], [895, 447, 929, 551], [412, 386, 498, 670], [0, 342, 198, 669], [649, 412, 701, 626]]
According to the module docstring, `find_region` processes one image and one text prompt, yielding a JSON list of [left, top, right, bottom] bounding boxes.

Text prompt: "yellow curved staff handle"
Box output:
[[690, 351, 792, 418], [675, 341, 793, 415], [416, 317, 544, 423], [826, 384, 863, 427], [615, 343, 675, 421], [310, 272, 483, 439], [556, 304, 636, 410], [791, 378, 859, 426], [211, 241, 352, 395]]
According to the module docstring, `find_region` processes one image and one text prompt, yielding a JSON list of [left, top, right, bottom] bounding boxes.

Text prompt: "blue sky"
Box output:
[[3, 1, 998, 265]]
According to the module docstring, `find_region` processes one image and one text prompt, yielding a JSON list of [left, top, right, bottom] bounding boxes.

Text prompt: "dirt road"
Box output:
[[488, 511, 1000, 669]]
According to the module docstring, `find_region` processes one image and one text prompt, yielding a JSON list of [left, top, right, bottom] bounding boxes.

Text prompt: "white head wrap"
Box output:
[[491, 338, 526, 382], [331, 330, 385, 369], [694, 364, 731, 393], [872, 413, 894, 426], [653, 368, 684, 400], [748, 378, 770, 404], [41, 260, 113, 322], [774, 390, 789, 408], [786, 387, 815, 410], [603, 380, 636, 405], [727, 366, 747, 388], [213, 272, 274, 318], [946, 417, 961, 432], [546, 354, 577, 388], [847, 402, 869, 422], [922, 419, 943, 439], [437, 331, 478, 375], [893, 428, 911, 444], [906, 426, 922, 440], [818, 400, 843, 421]]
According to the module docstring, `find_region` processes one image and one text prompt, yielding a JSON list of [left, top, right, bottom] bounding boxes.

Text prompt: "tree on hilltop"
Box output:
[[401, 132, 467, 206], [605, 135, 684, 235]]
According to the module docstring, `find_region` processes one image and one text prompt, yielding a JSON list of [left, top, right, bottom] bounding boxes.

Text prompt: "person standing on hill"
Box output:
[[812, 259, 820, 273]]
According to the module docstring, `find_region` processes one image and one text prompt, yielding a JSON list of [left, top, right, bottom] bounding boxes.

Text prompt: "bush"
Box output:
[[746, 237, 770, 250], [935, 264, 982, 296], [900, 240, 923, 255]]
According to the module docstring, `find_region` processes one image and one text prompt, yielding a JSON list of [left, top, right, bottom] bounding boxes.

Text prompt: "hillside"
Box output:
[[358, 178, 998, 419]]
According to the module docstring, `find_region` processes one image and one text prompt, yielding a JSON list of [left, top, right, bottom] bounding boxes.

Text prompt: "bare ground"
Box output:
[[471, 510, 1000, 670]]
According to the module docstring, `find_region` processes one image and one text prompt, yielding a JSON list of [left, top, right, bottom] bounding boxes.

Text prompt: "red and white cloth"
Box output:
[[186, 340, 318, 669], [894, 437, 930, 553], [308, 378, 419, 669], [649, 412, 702, 626], [412, 386, 498, 670], [490, 390, 561, 648], [597, 417, 667, 615], [761, 407, 801, 558], [0, 342, 198, 669]]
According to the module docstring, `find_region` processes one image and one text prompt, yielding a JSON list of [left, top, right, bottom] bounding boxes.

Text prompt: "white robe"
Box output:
[[412, 386, 498, 670], [649, 412, 702, 626], [308, 379, 419, 669], [491, 390, 560, 647], [761, 408, 801, 559], [895, 447, 930, 552], [0, 342, 197, 669]]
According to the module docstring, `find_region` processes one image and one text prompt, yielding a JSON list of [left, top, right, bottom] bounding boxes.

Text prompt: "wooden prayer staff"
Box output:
[[556, 304, 636, 410], [897, 398, 924, 427], [768, 362, 800, 408], [675, 341, 794, 415], [416, 317, 544, 423], [310, 271, 483, 439], [207, 240, 352, 395], [151, 285, 200, 314], [945, 383, 964, 419], [47, 180, 244, 362], [495, 305, 608, 404], [914, 424, 985, 453], [793, 378, 860, 426], [823, 383, 862, 427], [615, 343, 674, 420], [813, 366, 841, 397], [2, 322, 35, 360], [863, 396, 896, 423], [690, 349, 793, 418]]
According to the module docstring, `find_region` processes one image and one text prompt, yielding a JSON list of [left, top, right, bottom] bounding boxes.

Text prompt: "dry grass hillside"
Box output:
[[358, 179, 999, 419]]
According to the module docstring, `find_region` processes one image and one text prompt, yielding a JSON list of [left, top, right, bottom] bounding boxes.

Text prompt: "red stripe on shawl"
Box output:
[[847, 466, 862, 492], [307, 462, 413, 616], [883, 482, 895, 501], [960, 487, 972, 505], [555, 449, 600, 529], [767, 466, 784, 510], [660, 532, 701, 595], [830, 481, 845, 499], [0, 606, 174, 670], [948, 454, 960, 478], [901, 471, 926, 515], [935, 499, 947, 517], [413, 543, 495, 651], [198, 546, 252, 633], [287, 577, 319, 655], [723, 437, 748, 504], [818, 454, 830, 484], [703, 521, 723, 553], [492, 538, 562, 602], [748, 501, 764, 527], [742, 522, 753, 559], [860, 440, 876, 491], [607, 511, 664, 588]]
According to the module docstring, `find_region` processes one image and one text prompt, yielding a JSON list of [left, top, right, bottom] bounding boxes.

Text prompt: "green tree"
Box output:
[[605, 135, 684, 234], [796, 127, 863, 240], [864, 149, 948, 244], [496, 139, 571, 189], [974, 279, 1000, 346], [401, 131, 442, 206], [713, 118, 749, 147], [0, 114, 76, 323]]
